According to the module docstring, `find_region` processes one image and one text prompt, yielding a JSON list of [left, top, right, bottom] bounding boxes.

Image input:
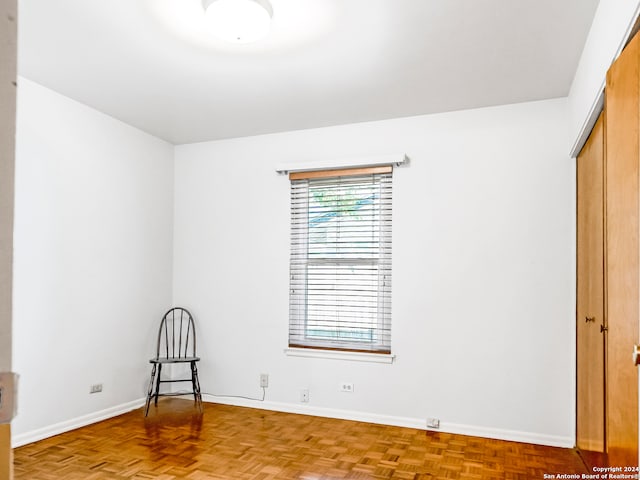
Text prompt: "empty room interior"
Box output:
[[3, 0, 640, 478]]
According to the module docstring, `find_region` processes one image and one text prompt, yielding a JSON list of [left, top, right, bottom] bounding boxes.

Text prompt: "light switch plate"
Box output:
[[0, 372, 18, 423]]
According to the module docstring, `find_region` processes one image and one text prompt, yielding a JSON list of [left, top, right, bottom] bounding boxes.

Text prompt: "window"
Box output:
[[288, 166, 392, 353]]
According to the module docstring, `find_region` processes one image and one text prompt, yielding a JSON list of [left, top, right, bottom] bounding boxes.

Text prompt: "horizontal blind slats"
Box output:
[[289, 171, 392, 353]]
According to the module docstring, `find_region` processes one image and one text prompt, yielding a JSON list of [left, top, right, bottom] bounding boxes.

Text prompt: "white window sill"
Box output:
[[284, 348, 395, 364]]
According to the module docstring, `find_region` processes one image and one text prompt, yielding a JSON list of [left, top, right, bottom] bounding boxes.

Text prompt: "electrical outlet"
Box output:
[[427, 418, 440, 429], [340, 382, 354, 393], [300, 389, 309, 403], [260, 373, 269, 388], [90, 383, 103, 394]]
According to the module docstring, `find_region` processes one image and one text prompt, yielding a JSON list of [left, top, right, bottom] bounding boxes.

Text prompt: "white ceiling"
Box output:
[[18, 0, 600, 145]]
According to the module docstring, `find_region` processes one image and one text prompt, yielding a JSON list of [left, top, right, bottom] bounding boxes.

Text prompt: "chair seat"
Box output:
[[150, 356, 200, 364]]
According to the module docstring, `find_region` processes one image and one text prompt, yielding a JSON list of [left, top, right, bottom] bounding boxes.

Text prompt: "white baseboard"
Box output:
[[202, 395, 574, 448], [12, 398, 145, 448], [11, 395, 574, 449], [438, 421, 573, 448]]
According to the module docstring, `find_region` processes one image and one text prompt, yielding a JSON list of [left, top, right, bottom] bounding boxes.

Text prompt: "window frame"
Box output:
[[288, 165, 392, 354]]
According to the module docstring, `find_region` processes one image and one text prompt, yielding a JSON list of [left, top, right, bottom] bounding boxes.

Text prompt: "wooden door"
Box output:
[[577, 113, 605, 452], [605, 30, 640, 467]]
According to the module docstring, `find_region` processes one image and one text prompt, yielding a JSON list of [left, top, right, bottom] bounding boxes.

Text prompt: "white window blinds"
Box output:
[[289, 166, 392, 353]]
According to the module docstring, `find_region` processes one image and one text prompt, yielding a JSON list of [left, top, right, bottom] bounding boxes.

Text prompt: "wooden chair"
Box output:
[[145, 307, 202, 416]]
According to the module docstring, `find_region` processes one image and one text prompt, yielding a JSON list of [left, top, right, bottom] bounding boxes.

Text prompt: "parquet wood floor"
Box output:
[[14, 399, 588, 479]]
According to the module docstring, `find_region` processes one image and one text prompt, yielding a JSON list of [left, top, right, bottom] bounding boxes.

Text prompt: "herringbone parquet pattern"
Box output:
[[14, 399, 587, 479]]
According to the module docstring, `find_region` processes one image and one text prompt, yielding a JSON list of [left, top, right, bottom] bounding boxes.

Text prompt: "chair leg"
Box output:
[[154, 363, 163, 406], [144, 364, 157, 417], [191, 361, 202, 411]]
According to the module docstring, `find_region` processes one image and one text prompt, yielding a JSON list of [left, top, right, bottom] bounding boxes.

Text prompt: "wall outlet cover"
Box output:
[[426, 418, 440, 429], [340, 382, 354, 393]]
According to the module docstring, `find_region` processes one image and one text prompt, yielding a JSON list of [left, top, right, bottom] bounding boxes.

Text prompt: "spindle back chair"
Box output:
[[144, 307, 202, 416]]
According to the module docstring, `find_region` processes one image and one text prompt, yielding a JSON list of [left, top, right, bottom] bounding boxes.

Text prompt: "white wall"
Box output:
[[173, 98, 576, 447], [568, 0, 640, 156], [12, 78, 174, 444]]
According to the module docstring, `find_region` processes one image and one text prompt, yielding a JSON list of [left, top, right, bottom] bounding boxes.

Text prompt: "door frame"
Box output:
[[0, 0, 17, 477]]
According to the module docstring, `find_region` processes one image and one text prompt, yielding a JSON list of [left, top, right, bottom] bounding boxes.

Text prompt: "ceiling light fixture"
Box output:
[[202, 0, 273, 44]]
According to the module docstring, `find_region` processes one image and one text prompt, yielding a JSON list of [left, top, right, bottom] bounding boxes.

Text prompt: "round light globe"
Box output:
[[203, 0, 273, 44]]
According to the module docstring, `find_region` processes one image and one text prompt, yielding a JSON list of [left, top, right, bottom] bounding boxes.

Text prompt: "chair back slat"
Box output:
[[155, 307, 197, 359], [178, 309, 184, 357]]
